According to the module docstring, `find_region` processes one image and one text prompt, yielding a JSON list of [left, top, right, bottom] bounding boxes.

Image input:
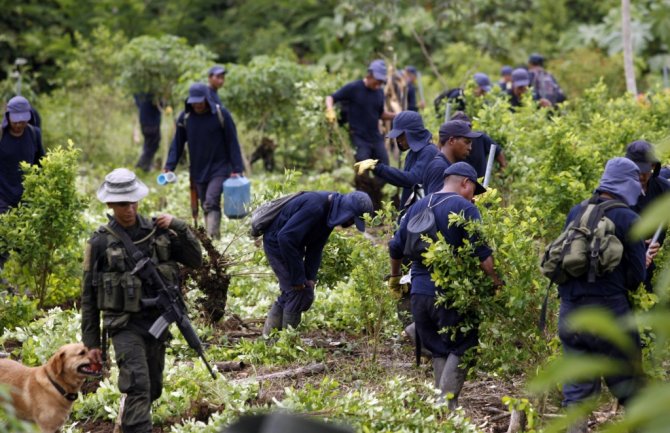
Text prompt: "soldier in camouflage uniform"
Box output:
[[81, 168, 202, 433]]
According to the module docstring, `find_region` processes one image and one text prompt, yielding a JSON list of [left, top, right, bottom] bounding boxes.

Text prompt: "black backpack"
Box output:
[[532, 70, 563, 105], [403, 194, 457, 261], [249, 192, 304, 238]]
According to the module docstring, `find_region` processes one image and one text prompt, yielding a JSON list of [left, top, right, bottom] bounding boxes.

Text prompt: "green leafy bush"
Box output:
[[0, 144, 87, 307], [0, 308, 81, 365], [277, 376, 479, 433], [0, 293, 38, 336], [117, 34, 216, 107]]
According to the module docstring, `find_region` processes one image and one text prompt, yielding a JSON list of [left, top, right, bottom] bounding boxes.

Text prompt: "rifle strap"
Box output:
[[104, 221, 154, 266]]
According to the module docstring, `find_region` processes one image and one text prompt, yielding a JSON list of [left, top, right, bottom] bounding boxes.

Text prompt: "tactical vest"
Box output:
[[94, 225, 180, 315]]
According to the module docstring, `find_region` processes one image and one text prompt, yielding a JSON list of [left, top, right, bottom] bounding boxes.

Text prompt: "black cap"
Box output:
[[438, 120, 482, 142], [444, 162, 486, 195], [528, 53, 544, 66], [625, 140, 659, 173]]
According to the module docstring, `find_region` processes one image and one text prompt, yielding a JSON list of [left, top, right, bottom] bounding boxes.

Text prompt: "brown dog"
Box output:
[[0, 343, 102, 433]]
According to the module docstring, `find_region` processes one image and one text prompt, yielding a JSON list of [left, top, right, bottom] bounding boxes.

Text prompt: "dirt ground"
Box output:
[[71, 317, 617, 433]]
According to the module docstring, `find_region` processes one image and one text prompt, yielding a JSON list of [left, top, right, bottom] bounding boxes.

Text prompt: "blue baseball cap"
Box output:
[[405, 65, 418, 75], [187, 83, 208, 104], [625, 140, 659, 173], [528, 53, 545, 66], [511, 68, 530, 87], [368, 59, 387, 83], [439, 119, 482, 141], [444, 162, 486, 195], [6, 96, 32, 123], [474, 73, 492, 92], [501, 65, 513, 76], [208, 65, 227, 76]]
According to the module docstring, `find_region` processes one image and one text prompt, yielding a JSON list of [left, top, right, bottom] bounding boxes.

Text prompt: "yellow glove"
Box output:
[[325, 108, 337, 124], [354, 159, 378, 175], [387, 275, 403, 299]]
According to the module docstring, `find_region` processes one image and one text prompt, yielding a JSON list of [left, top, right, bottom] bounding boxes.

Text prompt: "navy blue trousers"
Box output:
[[411, 294, 478, 358], [135, 125, 161, 172], [265, 249, 315, 314], [559, 294, 643, 406], [195, 175, 226, 213], [351, 134, 389, 165]]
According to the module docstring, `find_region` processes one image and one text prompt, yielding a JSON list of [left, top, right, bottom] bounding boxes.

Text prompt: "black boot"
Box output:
[[262, 304, 283, 337], [438, 353, 466, 410], [282, 311, 302, 330], [432, 357, 447, 389], [205, 211, 221, 239]]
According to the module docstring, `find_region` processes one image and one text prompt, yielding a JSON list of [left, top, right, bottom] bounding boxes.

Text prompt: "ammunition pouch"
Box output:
[[97, 272, 143, 313]]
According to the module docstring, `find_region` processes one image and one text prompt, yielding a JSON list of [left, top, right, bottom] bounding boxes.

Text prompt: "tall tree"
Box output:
[[621, 0, 637, 96]]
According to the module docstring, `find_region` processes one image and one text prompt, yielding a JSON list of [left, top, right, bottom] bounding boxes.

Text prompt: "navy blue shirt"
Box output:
[[133, 93, 161, 127], [423, 153, 453, 195], [407, 82, 418, 112], [165, 105, 244, 183], [558, 199, 646, 300], [465, 132, 501, 178], [389, 192, 492, 296], [633, 175, 670, 246], [331, 80, 384, 142], [373, 144, 438, 206], [208, 87, 223, 107], [263, 192, 334, 286], [0, 125, 44, 207], [433, 88, 466, 117]]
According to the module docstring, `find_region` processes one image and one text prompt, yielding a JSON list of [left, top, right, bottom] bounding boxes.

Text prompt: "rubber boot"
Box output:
[[262, 303, 283, 337], [566, 419, 589, 433], [439, 353, 467, 410], [205, 211, 221, 239], [432, 357, 447, 389], [282, 311, 302, 330], [404, 323, 432, 357]]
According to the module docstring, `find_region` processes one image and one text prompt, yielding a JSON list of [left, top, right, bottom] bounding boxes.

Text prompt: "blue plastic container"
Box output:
[[223, 176, 251, 219]]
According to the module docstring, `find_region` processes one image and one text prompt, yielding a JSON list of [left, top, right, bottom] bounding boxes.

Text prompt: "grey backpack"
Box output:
[[249, 192, 304, 238], [403, 194, 456, 261]]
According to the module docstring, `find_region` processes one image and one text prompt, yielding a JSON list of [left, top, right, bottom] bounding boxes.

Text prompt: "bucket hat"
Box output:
[[97, 168, 149, 203]]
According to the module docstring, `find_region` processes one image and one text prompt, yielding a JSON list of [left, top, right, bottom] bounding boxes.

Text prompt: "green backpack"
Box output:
[[540, 196, 627, 284], [538, 196, 627, 331]]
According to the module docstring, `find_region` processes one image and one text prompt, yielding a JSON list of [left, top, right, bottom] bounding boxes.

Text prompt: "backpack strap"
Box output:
[[180, 107, 225, 131], [427, 193, 457, 210], [585, 198, 627, 282], [215, 104, 226, 130]]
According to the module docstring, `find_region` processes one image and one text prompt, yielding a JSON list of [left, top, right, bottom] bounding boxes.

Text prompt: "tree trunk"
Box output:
[[622, 0, 637, 97]]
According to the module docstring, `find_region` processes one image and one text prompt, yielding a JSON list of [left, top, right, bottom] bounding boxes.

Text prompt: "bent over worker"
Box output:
[[262, 191, 373, 336]]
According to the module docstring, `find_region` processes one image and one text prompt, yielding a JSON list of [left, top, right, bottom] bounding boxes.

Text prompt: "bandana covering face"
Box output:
[[327, 191, 373, 232], [596, 157, 642, 207]]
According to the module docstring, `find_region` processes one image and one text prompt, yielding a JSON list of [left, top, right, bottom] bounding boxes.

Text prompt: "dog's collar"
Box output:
[[47, 373, 78, 401]]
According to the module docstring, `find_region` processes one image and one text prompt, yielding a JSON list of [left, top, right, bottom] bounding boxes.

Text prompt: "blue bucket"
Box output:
[[223, 176, 251, 219]]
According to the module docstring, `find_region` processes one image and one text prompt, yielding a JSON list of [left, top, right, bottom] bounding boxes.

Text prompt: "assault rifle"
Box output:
[[104, 220, 216, 379], [132, 256, 217, 379]]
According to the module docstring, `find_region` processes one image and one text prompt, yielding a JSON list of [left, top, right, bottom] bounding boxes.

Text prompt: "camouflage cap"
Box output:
[[96, 168, 149, 203]]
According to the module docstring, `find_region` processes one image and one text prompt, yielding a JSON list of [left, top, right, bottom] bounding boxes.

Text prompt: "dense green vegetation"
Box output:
[[2, 1, 670, 432]]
